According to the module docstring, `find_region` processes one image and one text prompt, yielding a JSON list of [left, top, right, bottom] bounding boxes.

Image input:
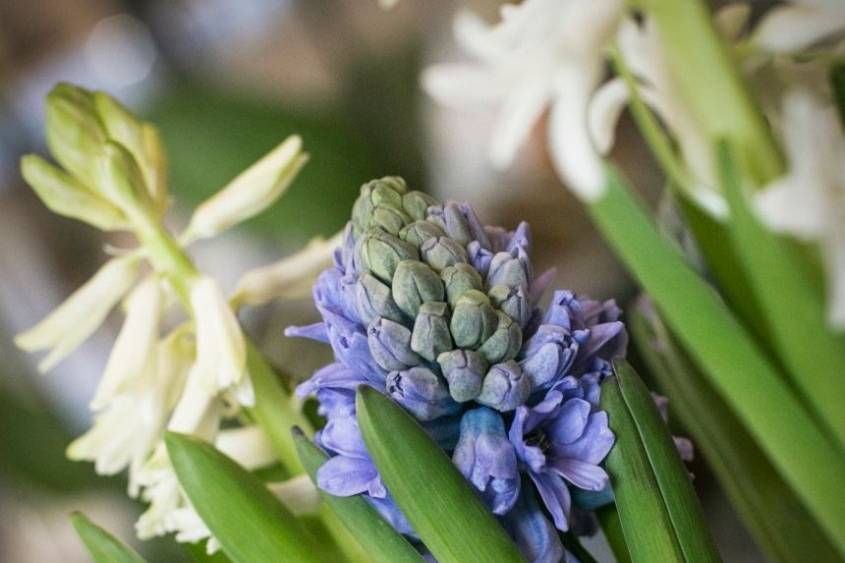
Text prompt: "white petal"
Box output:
[[268, 475, 320, 516], [588, 78, 629, 155], [421, 65, 508, 108], [754, 176, 827, 238], [548, 65, 607, 201], [190, 276, 247, 393], [231, 232, 342, 307], [752, 5, 845, 53], [488, 78, 552, 169], [15, 255, 140, 371], [183, 136, 308, 242], [91, 277, 163, 410], [215, 425, 277, 470], [167, 366, 222, 440]]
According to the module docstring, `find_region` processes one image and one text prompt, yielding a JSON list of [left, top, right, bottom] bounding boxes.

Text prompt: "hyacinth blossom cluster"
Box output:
[[14, 83, 340, 551], [288, 177, 627, 560]]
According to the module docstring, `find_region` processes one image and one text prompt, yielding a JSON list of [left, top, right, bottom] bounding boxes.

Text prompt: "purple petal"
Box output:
[[546, 398, 591, 446], [319, 416, 368, 458], [553, 411, 614, 465], [317, 455, 384, 497], [284, 322, 329, 343], [529, 471, 571, 532], [500, 479, 565, 563], [549, 458, 609, 491]]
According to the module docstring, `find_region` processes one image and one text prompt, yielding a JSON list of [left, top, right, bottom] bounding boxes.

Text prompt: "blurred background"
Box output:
[[0, 0, 762, 561]]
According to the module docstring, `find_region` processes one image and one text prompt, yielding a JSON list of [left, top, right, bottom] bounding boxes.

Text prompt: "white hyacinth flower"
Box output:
[[90, 276, 164, 409], [68, 329, 193, 495], [752, 0, 845, 54], [231, 231, 342, 307], [189, 276, 250, 402], [182, 135, 308, 243], [15, 254, 141, 371], [422, 0, 624, 200], [588, 16, 729, 219], [755, 89, 845, 328]]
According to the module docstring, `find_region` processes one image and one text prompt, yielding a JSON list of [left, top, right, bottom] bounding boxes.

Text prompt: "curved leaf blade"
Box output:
[[293, 428, 425, 563], [355, 387, 526, 563], [70, 511, 147, 563], [630, 299, 842, 563], [165, 432, 325, 563]]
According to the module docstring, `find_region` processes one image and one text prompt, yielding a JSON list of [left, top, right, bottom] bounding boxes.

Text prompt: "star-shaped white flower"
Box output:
[[423, 0, 624, 200]]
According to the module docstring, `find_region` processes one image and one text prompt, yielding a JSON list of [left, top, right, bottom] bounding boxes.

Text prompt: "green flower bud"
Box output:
[[357, 230, 419, 283], [420, 236, 468, 272], [488, 284, 530, 327], [441, 263, 483, 307], [411, 302, 453, 362], [450, 289, 497, 349], [356, 273, 405, 324], [399, 220, 445, 247], [20, 154, 126, 231], [478, 311, 523, 364], [352, 177, 407, 233], [392, 260, 445, 318], [487, 251, 529, 289], [94, 142, 154, 221], [368, 317, 420, 372], [45, 83, 106, 186], [437, 349, 487, 402], [427, 202, 472, 245], [402, 191, 437, 221], [370, 204, 412, 235]]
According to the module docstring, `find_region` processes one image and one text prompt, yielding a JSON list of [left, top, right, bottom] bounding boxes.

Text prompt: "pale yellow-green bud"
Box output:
[[94, 141, 155, 221], [45, 83, 106, 186], [20, 154, 127, 231], [93, 91, 169, 214], [183, 135, 307, 242]]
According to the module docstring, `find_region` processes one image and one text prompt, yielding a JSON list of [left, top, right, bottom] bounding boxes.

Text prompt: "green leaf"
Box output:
[[245, 339, 312, 476], [165, 432, 326, 563], [70, 511, 147, 563], [293, 428, 424, 563], [355, 387, 526, 563], [717, 141, 845, 449], [602, 363, 722, 563], [629, 298, 842, 563], [596, 505, 631, 563], [588, 169, 845, 558]]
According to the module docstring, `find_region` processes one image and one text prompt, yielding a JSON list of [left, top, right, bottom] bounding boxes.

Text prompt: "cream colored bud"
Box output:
[[231, 232, 342, 307], [184, 135, 308, 242], [94, 141, 155, 220], [21, 154, 127, 230], [15, 255, 141, 371], [45, 83, 106, 186]]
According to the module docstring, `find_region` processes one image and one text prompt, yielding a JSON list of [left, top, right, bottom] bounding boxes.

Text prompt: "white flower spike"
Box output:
[[15, 254, 141, 372], [183, 135, 308, 243], [755, 89, 845, 329], [752, 0, 845, 54], [423, 0, 624, 201]]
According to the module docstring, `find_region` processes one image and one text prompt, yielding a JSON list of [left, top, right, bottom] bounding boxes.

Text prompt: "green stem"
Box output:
[[131, 215, 198, 304]]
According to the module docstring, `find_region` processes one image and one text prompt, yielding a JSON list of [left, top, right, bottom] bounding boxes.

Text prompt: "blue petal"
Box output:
[[500, 477, 565, 563], [317, 455, 384, 498]]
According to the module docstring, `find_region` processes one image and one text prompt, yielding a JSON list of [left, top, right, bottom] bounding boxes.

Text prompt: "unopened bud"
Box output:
[[392, 260, 445, 318], [437, 349, 487, 402], [399, 220, 445, 247], [367, 317, 421, 372], [476, 361, 531, 412], [441, 263, 483, 307], [386, 366, 460, 421], [420, 236, 468, 272], [410, 302, 452, 362], [45, 83, 106, 186], [450, 289, 497, 349], [356, 273, 406, 324], [357, 230, 419, 283], [402, 191, 437, 221], [488, 284, 530, 327], [479, 312, 522, 364]]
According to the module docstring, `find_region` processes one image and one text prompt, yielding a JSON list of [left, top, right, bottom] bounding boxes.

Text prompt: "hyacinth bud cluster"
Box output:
[[288, 177, 627, 560]]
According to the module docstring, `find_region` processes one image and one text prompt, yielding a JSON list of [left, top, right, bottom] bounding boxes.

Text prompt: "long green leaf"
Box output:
[[245, 339, 312, 476], [70, 511, 147, 563], [601, 377, 685, 562], [355, 387, 526, 563], [717, 142, 845, 449], [602, 361, 720, 561], [630, 298, 842, 563], [587, 170, 845, 557], [293, 428, 424, 563], [596, 505, 631, 563], [165, 432, 326, 563]]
